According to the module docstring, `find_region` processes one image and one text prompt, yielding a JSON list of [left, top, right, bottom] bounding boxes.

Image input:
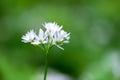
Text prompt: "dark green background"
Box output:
[[0, 0, 120, 80]]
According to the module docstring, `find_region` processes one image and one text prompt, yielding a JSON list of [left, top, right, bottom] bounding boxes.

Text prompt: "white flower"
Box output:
[[32, 29, 47, 45], [52, 30, 70, 50], [22, 30, 36, 43], [22, 22, 70, 50], [44, 22, 62, 37]]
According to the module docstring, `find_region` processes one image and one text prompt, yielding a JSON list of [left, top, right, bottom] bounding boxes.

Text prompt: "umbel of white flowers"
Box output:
[[22, 22, 70, 53]]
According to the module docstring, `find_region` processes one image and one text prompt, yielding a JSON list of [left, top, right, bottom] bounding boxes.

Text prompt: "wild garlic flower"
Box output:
[[44, 22, 63, 37], [22, 30, 36, 43], [22, 22, 70, 51], [52, 30, 70, 50], [32, 29, 47, 45]]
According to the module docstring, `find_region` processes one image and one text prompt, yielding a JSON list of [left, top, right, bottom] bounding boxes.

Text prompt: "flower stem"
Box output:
[[44, 54, 48, 80]]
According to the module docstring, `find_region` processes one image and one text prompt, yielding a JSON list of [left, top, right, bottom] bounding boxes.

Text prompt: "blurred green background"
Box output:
[[0, 0, 120, 80]]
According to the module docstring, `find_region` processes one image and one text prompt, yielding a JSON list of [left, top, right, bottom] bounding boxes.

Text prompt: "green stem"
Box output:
[[44, 54, 48, 80]]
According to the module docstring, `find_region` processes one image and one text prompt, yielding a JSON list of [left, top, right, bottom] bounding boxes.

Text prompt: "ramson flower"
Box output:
[[22, 22, 70, 50], [32, 29, 47, 45], [22, 30, 36, 43], [52, 30, 70, 50], [22, 22, 70, 80], [44, 22, 62, 37]]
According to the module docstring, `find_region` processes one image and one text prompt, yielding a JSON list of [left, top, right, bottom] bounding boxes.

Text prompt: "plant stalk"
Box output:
[[44, 54, 48, 80]]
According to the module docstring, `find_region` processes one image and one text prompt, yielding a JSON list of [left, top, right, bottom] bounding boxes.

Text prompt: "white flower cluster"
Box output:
[[22, 22, 70, 50]]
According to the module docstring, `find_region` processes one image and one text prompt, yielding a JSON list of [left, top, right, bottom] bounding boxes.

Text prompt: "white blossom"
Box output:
[[44, 22, 62, 37], [52, 30, 70, 50], [32, 29, 47, 45], [22, 22, 70, 50], [22, 30, 36, 43]]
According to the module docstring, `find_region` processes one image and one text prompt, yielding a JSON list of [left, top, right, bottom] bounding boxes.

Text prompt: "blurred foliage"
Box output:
[[0, 0, 120, 80]]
